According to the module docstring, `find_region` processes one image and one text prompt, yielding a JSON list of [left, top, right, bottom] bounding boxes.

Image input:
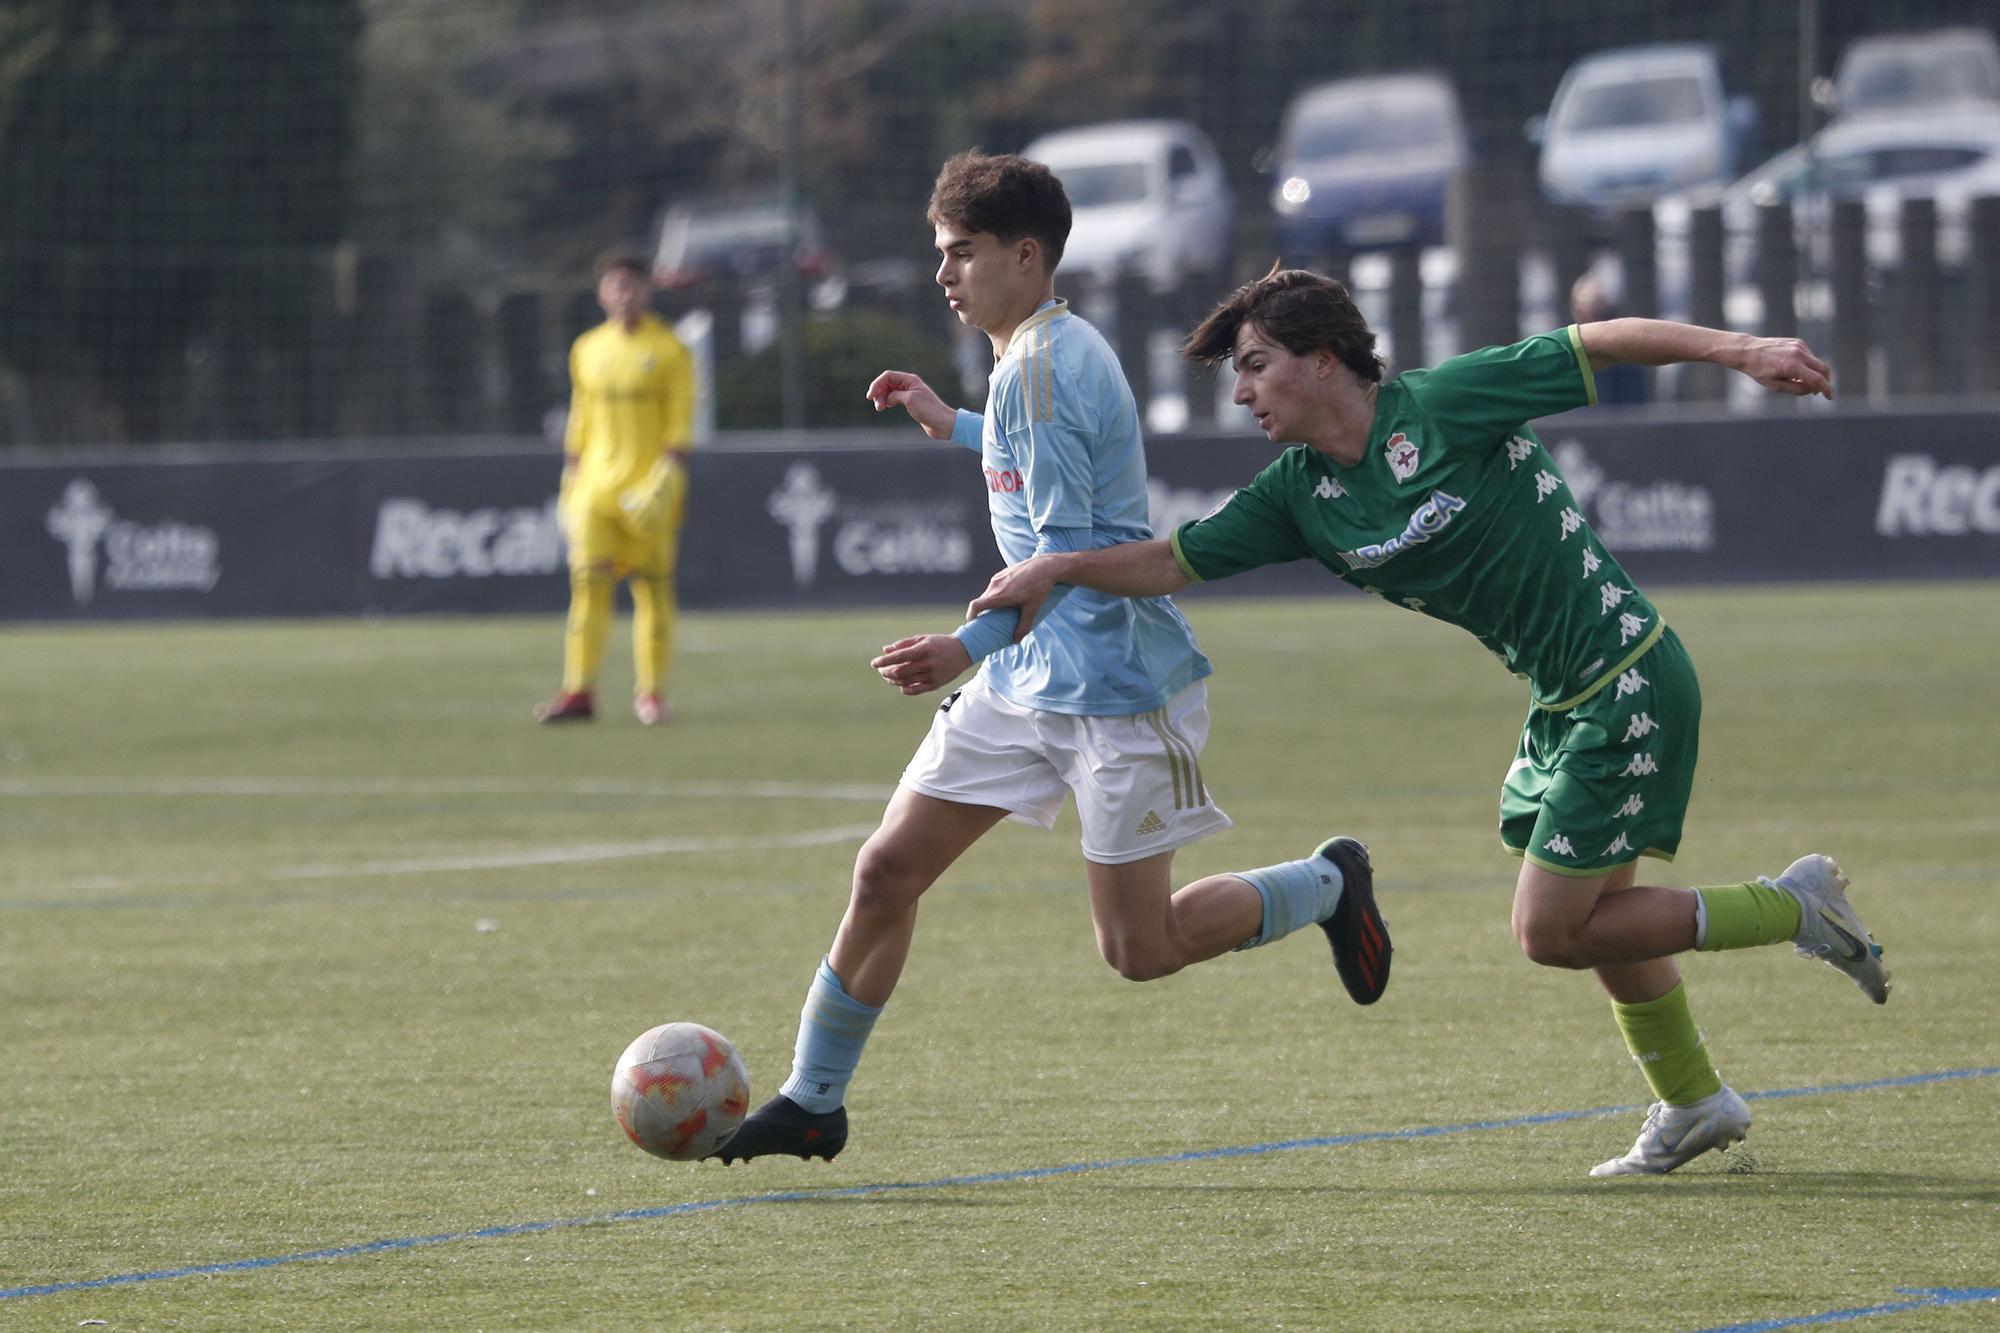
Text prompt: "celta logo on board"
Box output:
[[765, 462, 974, 587], [44, 479, 221, 606]]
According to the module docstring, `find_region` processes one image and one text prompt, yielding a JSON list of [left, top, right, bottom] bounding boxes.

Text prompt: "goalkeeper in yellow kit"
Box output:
[[535, 252, 695, 725]]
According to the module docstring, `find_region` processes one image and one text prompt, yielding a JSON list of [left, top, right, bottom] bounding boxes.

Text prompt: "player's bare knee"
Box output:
[[1514, 916, 1589, 969], [848, 841, 929, 918], [1097, 937, 1182, 982]]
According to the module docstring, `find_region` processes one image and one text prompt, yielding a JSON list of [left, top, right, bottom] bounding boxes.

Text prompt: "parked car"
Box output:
[[1831, 27, 2000, 120], [1530, 44, 1757, 209], [1020, 119, 1234, 288], [1268, 72, 1467, 254], [652, 195, 843, 308], [1651, 106, 2000, 309]]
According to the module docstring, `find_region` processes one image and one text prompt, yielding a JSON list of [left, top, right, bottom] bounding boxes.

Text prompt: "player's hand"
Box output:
[[871, 634, 972, 695], [865, 370, 956, 440], [1735, 336, 1835, 400], [967, 556, 1061, 644]]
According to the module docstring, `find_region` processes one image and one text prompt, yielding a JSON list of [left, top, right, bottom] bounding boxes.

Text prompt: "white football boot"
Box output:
[[1590, 1086, 1752, 1177], [1765, 854, 1890, 1004]]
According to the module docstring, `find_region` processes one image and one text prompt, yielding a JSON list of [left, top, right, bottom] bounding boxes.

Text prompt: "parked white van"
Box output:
[[1020, 119, 1234, 288], [1531, 44, 1757, 210]]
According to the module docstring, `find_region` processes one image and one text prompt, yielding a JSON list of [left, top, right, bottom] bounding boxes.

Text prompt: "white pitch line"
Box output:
[[0, 777, 889, 803], [275, 822, 883, 880], [24, 823, 884, 898]]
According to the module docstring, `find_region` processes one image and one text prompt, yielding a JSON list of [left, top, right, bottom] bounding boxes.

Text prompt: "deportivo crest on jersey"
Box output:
[[1337, 490, 1466, 571], [1313, 474, 1346, 500], [1386, 432, 1420, 482]]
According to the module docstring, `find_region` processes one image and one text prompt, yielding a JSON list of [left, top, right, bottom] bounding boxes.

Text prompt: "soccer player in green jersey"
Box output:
[[969, 267, 1891, 1177]]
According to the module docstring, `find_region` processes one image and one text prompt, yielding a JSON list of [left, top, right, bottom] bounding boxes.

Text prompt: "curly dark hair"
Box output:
[[926, 150, 1070, 272], [1182, 265, 1383, 383]]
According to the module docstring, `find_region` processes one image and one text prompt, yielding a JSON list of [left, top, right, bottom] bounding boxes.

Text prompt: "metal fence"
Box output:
[[4, 0, 1998, 449]]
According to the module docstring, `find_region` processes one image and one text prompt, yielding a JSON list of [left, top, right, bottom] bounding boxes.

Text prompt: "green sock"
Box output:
[[1696, 879, 1802, 952], [1611, 981, 1722, 1105]]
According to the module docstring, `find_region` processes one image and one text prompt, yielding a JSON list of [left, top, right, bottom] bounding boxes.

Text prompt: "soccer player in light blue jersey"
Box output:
[[714, 154, 1391, 1164]]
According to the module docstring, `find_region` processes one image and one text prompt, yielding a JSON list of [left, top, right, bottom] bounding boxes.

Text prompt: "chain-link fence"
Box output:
[[4, 0, 1997, 449]]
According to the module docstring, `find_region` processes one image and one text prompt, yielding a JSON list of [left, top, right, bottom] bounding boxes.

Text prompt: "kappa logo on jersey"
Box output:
[[1613, 668, 1649, 700], [1581, 547, 1602, 577], [1618, 610, 1649, 645], [1613, 793, 1646, 818], [1386, 432, 1420, 482], [1558, 507, 1584, 540], [1337, 489, 1466, 571], [1543, 834, 1576, 857], [1623, 713, 1659, 742], [1505, 436, 1536, 470], [1599, 582, 1633, 614], [1621, 753, 1658, 777], [1533, 470, 1562, 502], [1313, 474, 1346, 500]]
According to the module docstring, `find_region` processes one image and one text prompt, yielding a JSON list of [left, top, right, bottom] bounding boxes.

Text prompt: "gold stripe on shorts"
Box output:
[[1142, 708, 1206, 811]]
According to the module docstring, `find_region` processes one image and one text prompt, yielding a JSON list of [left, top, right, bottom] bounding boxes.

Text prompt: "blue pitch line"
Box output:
[[4, 1065, 1995, 1304], [1688, 1286, 2000, 1331]]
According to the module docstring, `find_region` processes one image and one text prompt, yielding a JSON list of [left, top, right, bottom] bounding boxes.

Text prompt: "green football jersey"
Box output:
[[1171, 326, 1664, 710]]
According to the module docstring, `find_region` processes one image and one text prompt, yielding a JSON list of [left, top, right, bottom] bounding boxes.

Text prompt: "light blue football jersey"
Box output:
[[948, 299, 1210, 716]]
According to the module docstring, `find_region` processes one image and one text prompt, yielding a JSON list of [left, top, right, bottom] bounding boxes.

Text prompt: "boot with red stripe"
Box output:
[[1315, 837, 1391, 1005]]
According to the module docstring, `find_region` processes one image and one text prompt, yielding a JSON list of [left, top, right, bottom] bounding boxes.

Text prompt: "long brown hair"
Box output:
[[1183, 265, 1383, 383]]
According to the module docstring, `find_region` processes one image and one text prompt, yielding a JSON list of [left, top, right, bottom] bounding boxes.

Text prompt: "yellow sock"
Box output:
[[561, 568, 616, 694], [1611, 980, 1722, 1106], [630, 574, 676, 697]]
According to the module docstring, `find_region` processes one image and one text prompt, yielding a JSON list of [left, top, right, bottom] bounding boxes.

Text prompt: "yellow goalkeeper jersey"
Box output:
[[565, 313, 695, 495]]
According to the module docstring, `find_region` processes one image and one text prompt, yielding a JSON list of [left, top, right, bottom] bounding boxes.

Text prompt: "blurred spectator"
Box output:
[[1571, 272, 1650, 405]]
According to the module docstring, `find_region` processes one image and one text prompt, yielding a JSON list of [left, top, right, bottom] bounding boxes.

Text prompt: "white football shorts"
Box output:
[[900, 673, 1232, 865]]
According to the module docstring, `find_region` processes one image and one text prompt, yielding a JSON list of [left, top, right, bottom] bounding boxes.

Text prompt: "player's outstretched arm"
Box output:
[[1578, 318, 1834, 400], [871, 634, 973, 696], [865, 370, 958, 440], [968, 541, 1189, 642]]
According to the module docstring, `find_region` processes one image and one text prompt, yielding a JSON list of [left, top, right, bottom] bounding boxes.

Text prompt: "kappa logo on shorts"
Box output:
[[1136, 810, 1167, 836], [1543, 833, 1576, 857], [1613, 793, 1646, 818]]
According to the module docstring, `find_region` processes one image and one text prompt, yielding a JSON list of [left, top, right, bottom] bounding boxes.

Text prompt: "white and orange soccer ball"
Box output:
[[610, 1022, 750, 1161]]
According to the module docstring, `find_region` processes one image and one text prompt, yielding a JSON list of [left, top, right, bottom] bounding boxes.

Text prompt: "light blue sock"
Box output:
[[1233, 852, 1344, 950], [778, 957, 882, 1114]]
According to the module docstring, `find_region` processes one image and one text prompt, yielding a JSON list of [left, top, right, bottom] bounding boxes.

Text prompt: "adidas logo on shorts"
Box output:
[[1136, 810, 1167, 836]]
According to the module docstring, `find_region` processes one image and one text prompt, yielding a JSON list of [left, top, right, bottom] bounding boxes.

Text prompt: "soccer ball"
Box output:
[[610, 1022, 750, 1161]]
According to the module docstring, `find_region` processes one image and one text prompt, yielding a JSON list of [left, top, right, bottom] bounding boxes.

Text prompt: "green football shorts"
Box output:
[[1500, 626, 1701, 877]]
